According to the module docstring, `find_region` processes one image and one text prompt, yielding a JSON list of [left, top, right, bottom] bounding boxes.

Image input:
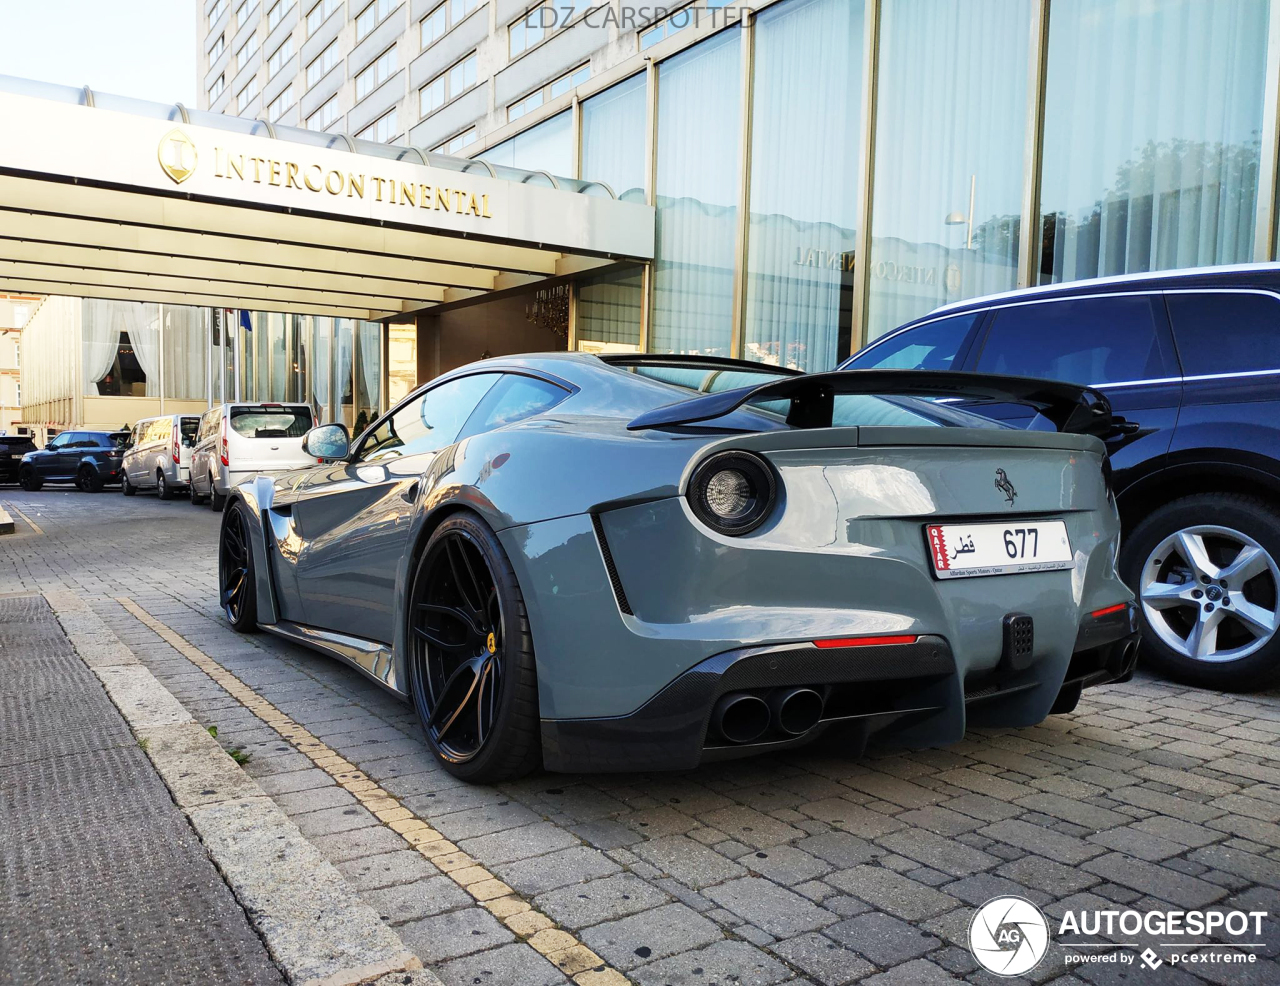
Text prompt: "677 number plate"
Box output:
[[926, 521, 1073, 579]]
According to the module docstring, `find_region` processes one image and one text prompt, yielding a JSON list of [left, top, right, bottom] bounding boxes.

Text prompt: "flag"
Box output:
[[240, 310, 253, 333]]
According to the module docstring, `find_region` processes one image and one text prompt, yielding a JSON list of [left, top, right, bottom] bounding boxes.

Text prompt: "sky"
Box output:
[[0, 0, 197, 106]]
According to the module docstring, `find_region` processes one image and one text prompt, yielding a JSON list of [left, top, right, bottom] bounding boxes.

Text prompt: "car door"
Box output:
[[192, 408, 218, 492], [963, 293, 1182, 489], [291, 372, 501, 643], [35, 432, 72, 478]]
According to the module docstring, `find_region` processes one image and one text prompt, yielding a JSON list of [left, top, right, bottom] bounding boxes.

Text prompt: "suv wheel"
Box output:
[[121, 472, 135, 496], [19, 467, 42, 492], [1121, 493, 1280, 691], [76, 465, 103, 493], [157, 469, 174, 500]]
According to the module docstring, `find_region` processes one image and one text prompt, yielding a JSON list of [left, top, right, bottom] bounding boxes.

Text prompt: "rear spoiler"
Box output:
[[626, 369, 1114, 436]]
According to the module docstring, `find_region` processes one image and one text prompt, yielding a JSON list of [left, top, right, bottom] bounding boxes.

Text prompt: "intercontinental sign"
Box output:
[[158, 128, 494, 219]]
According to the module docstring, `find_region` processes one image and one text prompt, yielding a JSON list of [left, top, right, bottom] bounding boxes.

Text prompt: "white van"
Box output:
[[120, 413, 201, 499], [189, 403, 316, 510]]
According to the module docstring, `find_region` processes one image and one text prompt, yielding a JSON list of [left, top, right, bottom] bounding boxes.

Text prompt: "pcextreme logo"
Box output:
[[967, 897, 1271, 976], [158, 128, 197, 185]]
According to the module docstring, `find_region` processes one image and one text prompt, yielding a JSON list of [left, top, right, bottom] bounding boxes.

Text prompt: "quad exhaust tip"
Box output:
[[713, 687, 825, 744]]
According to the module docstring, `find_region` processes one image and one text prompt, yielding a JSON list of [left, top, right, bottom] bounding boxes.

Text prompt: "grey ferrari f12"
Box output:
[[218, 354, 1139, 782]]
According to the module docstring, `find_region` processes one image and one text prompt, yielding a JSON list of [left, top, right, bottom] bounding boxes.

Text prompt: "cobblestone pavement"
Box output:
[[3, 488, 1280, 986], [0, 591, 284, 986]]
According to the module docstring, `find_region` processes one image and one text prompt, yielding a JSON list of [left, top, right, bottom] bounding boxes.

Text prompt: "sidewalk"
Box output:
[[0, 593, 284, 986]]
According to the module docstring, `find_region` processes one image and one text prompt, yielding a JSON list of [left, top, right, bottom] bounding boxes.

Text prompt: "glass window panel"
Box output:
[[459, 374, 568, 439], [576, 266, 643, 352], [356, 373, 497, 460], [846, 312, 980, 370], [865, 0, 1028, 344], [581, 72, 645, 201], [651, 28, 741, 356], [421, 4, 445, 46], [744, 0, 865, 370], [83, 300, 159, 396], [355, 320, 382, 435], [336, 317, 354, 426], [1167, 292, 1280, 376], [974, 296, 1172, 386], [483, 111, 573, 176], [162, 306, 209, 399], [1040, 0, 1267, 284]]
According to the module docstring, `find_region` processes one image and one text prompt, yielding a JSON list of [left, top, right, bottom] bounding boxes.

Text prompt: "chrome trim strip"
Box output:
[[262, 620, 404, 697]]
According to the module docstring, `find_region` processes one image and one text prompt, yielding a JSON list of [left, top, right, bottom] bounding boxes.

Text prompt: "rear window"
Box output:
[[179, 417, 199, 444], [0, 436, 34, 449], [230, 405, 314, 439], [627, 363, 796, 394], [848, 312, 981, 370], [107, 433, 129, 449]]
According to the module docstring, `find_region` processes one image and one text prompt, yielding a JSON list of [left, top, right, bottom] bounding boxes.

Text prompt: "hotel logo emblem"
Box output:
[[158, 128, 197, 184]]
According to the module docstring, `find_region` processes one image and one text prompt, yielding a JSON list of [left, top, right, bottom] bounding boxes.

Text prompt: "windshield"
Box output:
[[625, 363, 796, 394], [230, 405, 314, 439]]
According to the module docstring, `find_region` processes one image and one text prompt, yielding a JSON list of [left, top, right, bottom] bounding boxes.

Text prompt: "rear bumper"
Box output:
[[540, 606, 1141, 774]]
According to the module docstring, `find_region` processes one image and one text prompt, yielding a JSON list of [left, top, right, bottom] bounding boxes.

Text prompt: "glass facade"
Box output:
[[548, 0, 1279, 367]]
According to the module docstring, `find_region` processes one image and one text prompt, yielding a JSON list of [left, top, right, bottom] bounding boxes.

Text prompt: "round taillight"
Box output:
[[687, 450, 778, 536]]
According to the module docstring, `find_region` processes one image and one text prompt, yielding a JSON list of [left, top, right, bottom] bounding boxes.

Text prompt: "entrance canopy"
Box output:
[[0, 77, 654, 320]]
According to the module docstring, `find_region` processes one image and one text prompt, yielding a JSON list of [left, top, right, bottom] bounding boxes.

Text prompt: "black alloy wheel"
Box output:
[[76, 465, 102, 493], [408, 513, 539, 782], [19, 467, 41, 492], [219, 501, 258, 631]]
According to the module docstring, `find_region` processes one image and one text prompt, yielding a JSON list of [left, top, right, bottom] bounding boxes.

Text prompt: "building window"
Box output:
[[639, 6, 693, 50], [450, 0, 479, 22], [355, 0, 394, 40], [267, 0, 293, 30], [211, 33, 226, 59], [865, 0, 1025, 343], [237, 76, 260, 112], [581, 72, 645, 201], [236, 31, 260, 71], [267, 36, 294, 77], [651, 27, 740, 357], [509, 2, 575, 58], [482, 109, 571, 175], [420, 3, 445, 48], [576, 266, 644, 352], [308, 94, 341, 129], [268, 84, 294, 120], [421, 51, 475, 117], [357, 109, 397, 142], [236, 0, 258, 27], [210, 0, 228, 23], [433, 127, 477, 154], [507, 89, 542, 122], [355, 45, 397, 101], [509, 63, 589, 119], [306, 0, 341, 34], [1039, 0, 1267, 284], [306, 40, 339, 87], [209, 74, 226, 100]]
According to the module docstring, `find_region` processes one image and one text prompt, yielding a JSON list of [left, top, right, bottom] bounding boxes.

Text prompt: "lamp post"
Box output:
[[945, 173, 977, 249]]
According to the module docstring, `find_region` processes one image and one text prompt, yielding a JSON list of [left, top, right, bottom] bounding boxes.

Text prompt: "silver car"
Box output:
[[120, 414, 200, 499], [217, 354, 1138, 783], [190, 403, 316, 510]]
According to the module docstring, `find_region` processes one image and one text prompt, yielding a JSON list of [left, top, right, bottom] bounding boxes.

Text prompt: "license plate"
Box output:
[[925, 521, 1073, 579]]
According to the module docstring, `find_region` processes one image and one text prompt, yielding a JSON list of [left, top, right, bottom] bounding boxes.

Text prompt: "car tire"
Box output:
[[406, 512, 541, 783], [218, 499, 259, 632], [190, 482, 207, 506], [210, 489, 227, 512], [1121, 493, 1280, 691], [121, 472, 135, 496], [76, 466, 103, 493], [157, 470, 174, 500], [19, 467, 42, 492]]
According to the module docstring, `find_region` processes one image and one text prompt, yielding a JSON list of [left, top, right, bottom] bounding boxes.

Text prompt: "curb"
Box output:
[[44, 589, 441, 986], [0, 504, 13, 536]]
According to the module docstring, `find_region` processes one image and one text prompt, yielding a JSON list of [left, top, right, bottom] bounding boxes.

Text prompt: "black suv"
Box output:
[[843, 265, 1280, 691], [0, 435, 37, 484], [19, 431, 129, 492]]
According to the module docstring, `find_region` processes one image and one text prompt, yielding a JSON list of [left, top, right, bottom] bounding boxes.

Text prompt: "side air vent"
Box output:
[[591, 513, 633, 616]]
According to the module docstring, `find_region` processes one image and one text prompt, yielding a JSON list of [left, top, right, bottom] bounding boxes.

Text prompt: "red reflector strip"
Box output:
[[1091, 602, 1128, 618], [813, 634, 918, 649]]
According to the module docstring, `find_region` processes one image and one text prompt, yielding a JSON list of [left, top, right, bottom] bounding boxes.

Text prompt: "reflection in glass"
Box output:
[[744, 0, 864, 369], [866, 0, 1029, 340], [482, 111, 574, 177], [355, 320, 382, 437], [311, 316, 334, 422], [581, 73, 646, 201], [82, 300, 158, 396], [336, 317, 354, 427], [162, 306, 208, 399], [650, 28, 741, 356], [576, 266, 644, 352], [1039, 0, 1267, 283]]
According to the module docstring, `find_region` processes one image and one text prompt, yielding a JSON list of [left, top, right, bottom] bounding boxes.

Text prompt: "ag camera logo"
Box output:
[[969, 896, 1050, 977]]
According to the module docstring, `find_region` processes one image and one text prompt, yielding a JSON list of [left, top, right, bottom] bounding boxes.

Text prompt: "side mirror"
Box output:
[[303, 423, 350, 461]]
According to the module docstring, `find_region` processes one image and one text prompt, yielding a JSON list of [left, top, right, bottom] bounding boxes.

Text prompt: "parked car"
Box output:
[[841, 263, 1280, 691], [215, 353, 1136, 783], [18, 430, 129, 491], [120, 414, 201, 499], [0, 434, 37, 484], [190, 403, 316, 510]]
